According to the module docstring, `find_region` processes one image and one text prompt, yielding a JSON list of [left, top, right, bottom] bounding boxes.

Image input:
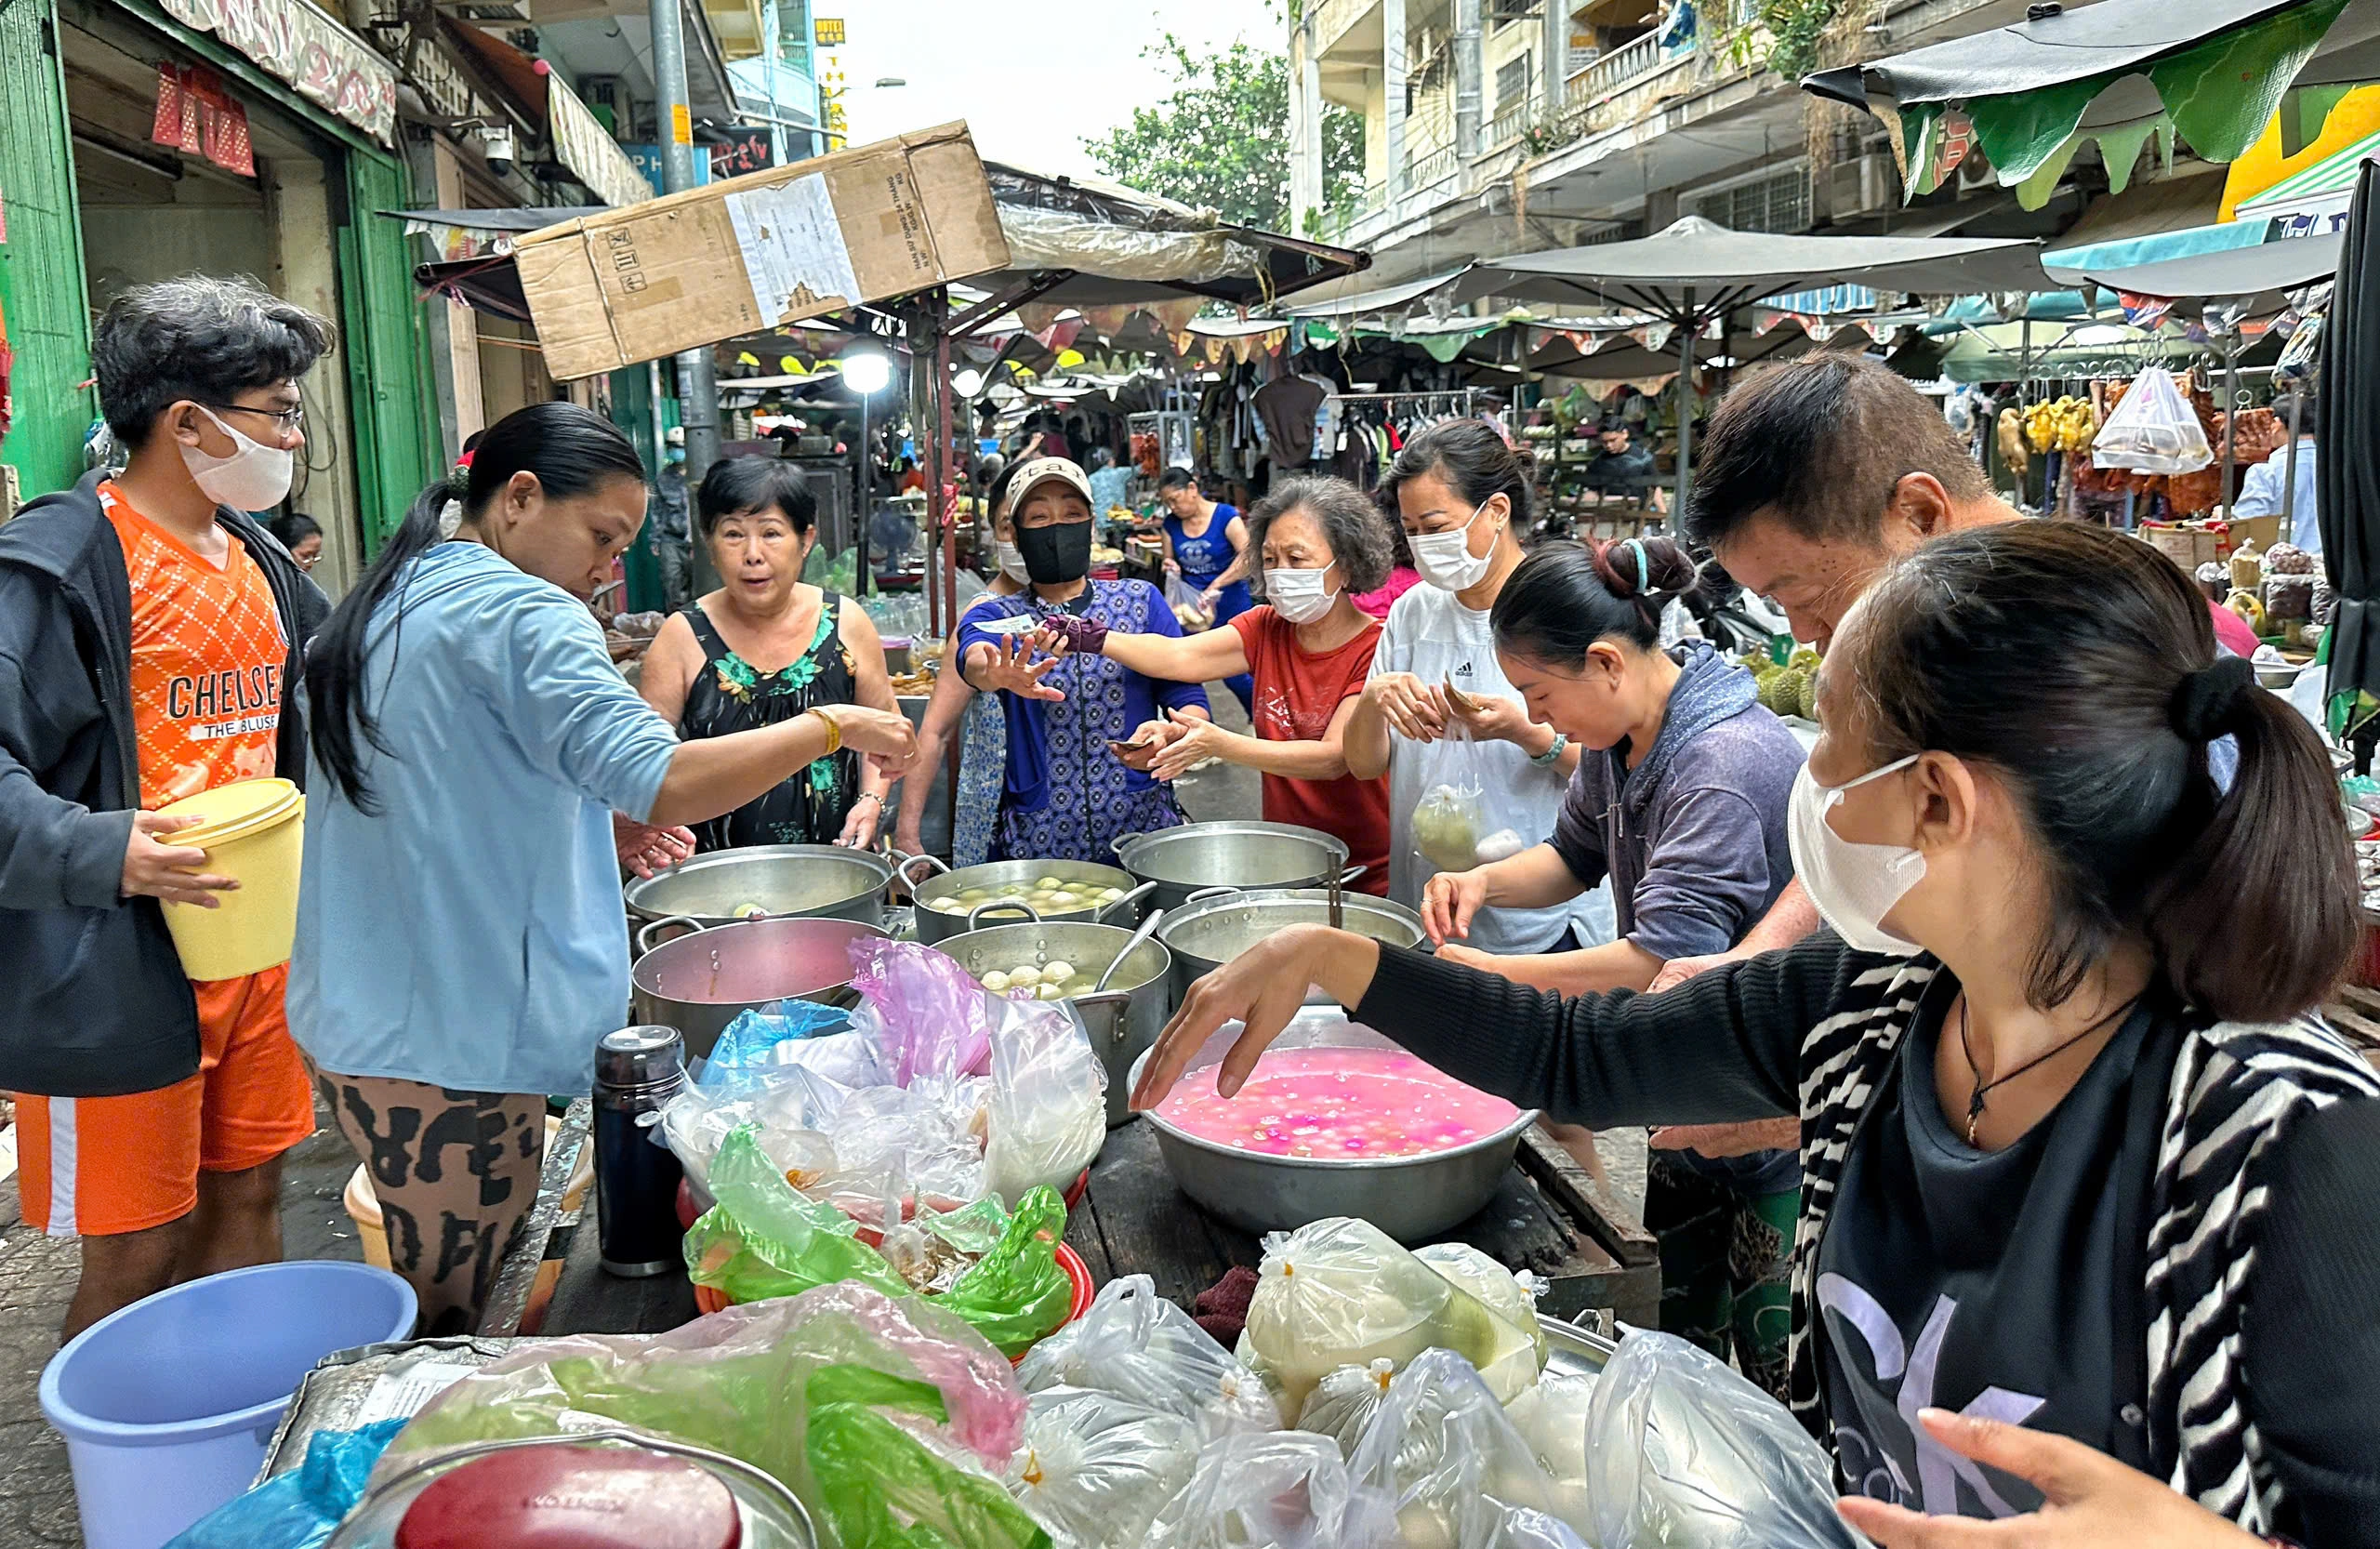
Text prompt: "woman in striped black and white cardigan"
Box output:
[[1135, 523, 2379, 1549]]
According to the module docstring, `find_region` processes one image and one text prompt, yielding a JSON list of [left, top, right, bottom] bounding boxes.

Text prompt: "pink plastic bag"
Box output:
[[849, 939, 995, 1083]]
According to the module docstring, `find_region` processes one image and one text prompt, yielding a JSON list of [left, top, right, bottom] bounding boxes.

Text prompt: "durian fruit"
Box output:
[[1796, 669, 1820, 722], [1768, 667, 1811, 720]]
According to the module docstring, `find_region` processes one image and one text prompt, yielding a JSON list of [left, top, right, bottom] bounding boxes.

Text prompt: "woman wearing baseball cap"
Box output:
[[959, 457, 1210, 861]]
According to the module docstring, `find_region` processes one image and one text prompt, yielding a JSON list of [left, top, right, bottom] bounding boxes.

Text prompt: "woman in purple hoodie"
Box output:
[[1424, 534, 1807, 1397]]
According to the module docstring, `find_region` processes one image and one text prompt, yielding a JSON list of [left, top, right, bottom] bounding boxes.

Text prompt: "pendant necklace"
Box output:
[[1958, 992, 2142, 1146]]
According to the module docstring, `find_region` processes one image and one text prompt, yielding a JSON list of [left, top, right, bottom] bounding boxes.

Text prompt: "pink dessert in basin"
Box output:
[[1153, 1046, 1520, 1159]]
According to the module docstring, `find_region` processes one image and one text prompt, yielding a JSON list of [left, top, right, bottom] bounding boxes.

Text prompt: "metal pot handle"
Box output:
[[1071, 989, 1134, 1018], [1109, 830, 1148, 858], [1093, 879, 1157, 922], [1182, 885, 1242, 905], [1338, 864, 1370, 886], [895, 852, 950, 891], [968, 900, 1042, 929], [635, 914, 708, 957]]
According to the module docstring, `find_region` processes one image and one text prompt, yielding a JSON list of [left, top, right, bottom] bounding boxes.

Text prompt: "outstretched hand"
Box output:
[[613, 813, 696, 879], [973, 634, 1065, 702]]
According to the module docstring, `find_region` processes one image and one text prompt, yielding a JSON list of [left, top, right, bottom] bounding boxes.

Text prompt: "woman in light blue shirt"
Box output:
[[289, 403, 918, 1332]]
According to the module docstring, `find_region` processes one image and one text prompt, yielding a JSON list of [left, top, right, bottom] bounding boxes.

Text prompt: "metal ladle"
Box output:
[[1092, 907, 1167, 994]]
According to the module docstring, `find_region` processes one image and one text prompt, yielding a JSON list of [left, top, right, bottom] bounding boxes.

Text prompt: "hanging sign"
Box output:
[[155, 0, 397, 146], [814, 17, 846, 46]]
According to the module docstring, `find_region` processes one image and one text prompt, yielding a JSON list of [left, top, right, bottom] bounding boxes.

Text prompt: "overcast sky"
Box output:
[[825, 0, 1283, 177]]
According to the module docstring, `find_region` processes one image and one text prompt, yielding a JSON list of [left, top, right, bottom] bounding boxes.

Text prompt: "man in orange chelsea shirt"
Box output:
[[0, 277, 330, 1339]]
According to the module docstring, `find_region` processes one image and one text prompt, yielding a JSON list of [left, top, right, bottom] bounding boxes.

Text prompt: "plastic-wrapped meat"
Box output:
[[2165, 465, 2223, 516]]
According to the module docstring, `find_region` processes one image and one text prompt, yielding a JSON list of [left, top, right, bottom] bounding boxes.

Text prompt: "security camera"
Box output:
[[480, 124, 516, 179]]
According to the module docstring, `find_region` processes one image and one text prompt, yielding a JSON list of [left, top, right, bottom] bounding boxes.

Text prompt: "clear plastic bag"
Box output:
[[1243, 1218, 1540, 1411], [661, 1063, 847, 1196], [1144, 1431, 1399, 1549], [1501, 1371, 1597, 1486], [1413, 1243, 1547, 1400], [1017, 1274, 1283, 1440], [2093, 366, 2213, 474], [377, 1282, 1028, 1506], [1166, 574, 1212, 629], [704, 1004, 866, 1081], [849, 939, 997, 1084], [1294, 1359, 1396, 1458], [983, 989, 1107, 1209], [1412, 780, 1486, 873], [1345, 1348, 1591, 1549], [1007, 1387, 1202, 1549], [1585, 1331, 1862, 1549]]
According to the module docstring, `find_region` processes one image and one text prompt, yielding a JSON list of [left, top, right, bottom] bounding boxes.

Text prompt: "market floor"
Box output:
[[0, 682, 1643, 1544]]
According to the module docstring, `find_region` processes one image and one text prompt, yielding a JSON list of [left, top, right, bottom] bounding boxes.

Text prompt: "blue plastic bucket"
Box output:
[[38, 1260, 416, 1549]]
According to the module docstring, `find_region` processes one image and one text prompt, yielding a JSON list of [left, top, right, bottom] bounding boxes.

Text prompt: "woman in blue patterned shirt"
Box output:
[[959, 458, 1210, 862]]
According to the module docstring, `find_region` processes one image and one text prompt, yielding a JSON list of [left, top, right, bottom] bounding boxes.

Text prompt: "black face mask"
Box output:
[[1017, 518, 1092, 585]]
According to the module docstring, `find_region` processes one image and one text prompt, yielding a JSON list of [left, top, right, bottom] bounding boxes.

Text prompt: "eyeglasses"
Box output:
[[210, 402, 306, 434], [293, 552, 320, 572]]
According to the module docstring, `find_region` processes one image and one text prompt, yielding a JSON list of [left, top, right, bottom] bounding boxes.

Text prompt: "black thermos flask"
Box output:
[[593, 1025, 688, 1277]]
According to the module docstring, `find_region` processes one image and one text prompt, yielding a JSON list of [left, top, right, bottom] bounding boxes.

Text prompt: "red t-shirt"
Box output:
[[1229, 606, 1392, 895]]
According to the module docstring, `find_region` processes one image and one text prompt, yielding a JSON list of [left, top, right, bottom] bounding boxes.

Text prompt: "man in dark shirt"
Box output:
[[648, 428, 693, 610], [1584, 418, 1662, 508]]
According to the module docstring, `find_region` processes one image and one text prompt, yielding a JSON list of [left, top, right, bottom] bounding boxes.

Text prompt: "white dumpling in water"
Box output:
[[981, 971, 1011, 993], [1038, 982, 1067, 1000], [1009, 964, 1043, 986], [1041, 960, 1076, 983]]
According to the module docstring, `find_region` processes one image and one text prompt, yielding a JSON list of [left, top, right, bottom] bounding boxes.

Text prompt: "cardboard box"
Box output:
[[515, 123, 1011, 380]]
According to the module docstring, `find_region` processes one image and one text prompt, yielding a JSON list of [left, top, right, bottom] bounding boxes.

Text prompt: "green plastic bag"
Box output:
[[804, 1366, 1051, 1549], [687, 1125, 1074, 1357]]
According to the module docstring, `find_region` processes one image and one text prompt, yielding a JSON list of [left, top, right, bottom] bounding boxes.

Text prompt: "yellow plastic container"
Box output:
[[152, 778, 305, 981], [341, 1118, 592, 1268]]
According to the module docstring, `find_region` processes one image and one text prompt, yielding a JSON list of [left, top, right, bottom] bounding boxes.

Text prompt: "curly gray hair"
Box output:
[[91, 273, 334, 444], [1245, 476, 1396, 600]]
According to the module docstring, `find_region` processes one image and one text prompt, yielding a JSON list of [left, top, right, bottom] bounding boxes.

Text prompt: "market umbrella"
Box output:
[[1804, 0, 2380, 209], [2047, 229, 2343, 306], [1453, 217, 2050, 511], [2320, 158, 2380, 754]]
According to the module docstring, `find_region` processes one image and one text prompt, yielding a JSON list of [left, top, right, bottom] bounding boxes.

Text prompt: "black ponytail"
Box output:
[[1490, 536, 1696, 660], [1845, 522, 2356, 1023], [307, 402, 646, 812]]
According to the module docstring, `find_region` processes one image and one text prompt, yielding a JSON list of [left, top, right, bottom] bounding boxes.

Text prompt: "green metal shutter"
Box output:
[[0, 0, 94, 500], [337, 151, 436, 552]]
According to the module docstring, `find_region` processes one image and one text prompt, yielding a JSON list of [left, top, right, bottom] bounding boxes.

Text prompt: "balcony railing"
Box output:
[[1408, 144, 1459, 189], [1315, 141, 1463, 242], [1484, 99, 1532, 151], [1566, 30, 1667, 108]]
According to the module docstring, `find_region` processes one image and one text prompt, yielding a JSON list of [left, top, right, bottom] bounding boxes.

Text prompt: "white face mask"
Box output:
[[994, 539, 1032, 584], [180, 406, 295, 511], [1787, 754, 1926, 956], [1409, 502, 1501, 592], [1266, 562, 1339, 624]]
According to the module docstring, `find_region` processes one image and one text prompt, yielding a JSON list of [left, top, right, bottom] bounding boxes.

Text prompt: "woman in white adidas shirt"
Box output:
[[1347, 418, 1614, 956]]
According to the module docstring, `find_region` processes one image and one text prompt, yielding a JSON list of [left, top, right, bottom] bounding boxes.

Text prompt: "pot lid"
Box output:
[[396, 1443, 743, 1549]]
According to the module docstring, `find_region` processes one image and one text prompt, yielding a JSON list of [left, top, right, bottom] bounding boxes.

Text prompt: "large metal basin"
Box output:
[[1130, 1007, 1538, 1242], [623, 844, 892, 943], [900, 854, 1151, 946], [1111, 821, 1354, 913], [1157, 887, 1429, 1007], [930, 918, 1171, 1128], [629, 916, 888, 1058]]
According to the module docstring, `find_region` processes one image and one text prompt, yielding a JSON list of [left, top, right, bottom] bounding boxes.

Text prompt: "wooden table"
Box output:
[[484, 1103, 1659, 1339]]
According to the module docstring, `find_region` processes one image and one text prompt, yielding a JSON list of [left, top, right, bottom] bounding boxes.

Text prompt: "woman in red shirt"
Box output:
[[1030, 478, 1396, 894]]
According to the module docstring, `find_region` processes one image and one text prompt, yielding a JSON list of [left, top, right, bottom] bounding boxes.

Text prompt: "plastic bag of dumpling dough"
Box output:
[[1294, 1359, 1397, 1458], [1144, 1430, 1398, 1549], [1345, 1348, 1592, 1549], [1007, 1386, 1202, 1549], [1586, 1331, 1860, 1549], [1479, 1507, 1593, 1549], [1244, 1218, 1540, 1411], [1414, 1243, 1546, 1398], [1502, 1370, 1597, 1486], [1017, 1274, 1281, 1440]]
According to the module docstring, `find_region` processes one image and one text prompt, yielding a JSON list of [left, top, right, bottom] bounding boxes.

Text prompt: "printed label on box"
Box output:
[[723, 173, 864, 325]]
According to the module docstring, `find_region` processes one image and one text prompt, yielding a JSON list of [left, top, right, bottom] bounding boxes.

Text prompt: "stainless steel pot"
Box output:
[[1130, 1007, 1538, 1242], [623, 844, 892, 946], [629, 915, 888, 1058], [1157, 887, 1429, 1007], [1111, 821, 1357, 912], [899, 854, 1153, 946], [930, 916, 1172, 1127]]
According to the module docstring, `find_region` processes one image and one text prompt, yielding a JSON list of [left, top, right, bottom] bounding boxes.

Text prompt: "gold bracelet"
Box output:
[[810, 706, 842, 756]]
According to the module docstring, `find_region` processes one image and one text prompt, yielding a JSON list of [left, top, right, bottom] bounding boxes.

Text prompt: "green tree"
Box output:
[[1083, 32, 1365, 232]]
